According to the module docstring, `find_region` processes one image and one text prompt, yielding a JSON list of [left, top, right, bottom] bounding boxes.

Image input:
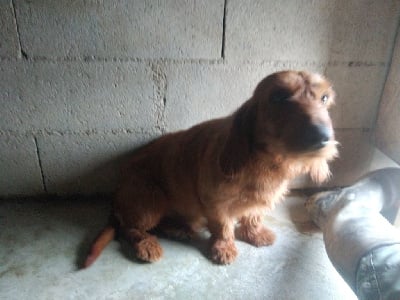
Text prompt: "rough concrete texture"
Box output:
[[0, 61, 158, 132], [25, 62, 397, 195], [326, 65, 388, 129], [0, 134, 43, 195], [1, 0, 400, 195], [0, 0, 19, 58], [0, 196, 357, 299], [165, 63, 387, 131], [34, 127, 400, 195], [328, 130, 398, 186], [36, 131, 158, 194], [14, 0, 224, 59], [226, 0, 400, 62], [164, 63, 325, 131], [375, 26, 400, 164]]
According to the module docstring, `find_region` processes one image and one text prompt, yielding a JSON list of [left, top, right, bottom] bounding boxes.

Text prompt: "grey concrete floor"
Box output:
[[0, 195, 356, 300]]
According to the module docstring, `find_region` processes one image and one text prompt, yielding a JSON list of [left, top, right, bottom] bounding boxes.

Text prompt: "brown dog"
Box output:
[[83, 70, 338, 267]]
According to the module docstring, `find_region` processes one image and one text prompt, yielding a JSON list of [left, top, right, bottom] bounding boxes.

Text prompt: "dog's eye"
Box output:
[[321, 94, 329, 104]]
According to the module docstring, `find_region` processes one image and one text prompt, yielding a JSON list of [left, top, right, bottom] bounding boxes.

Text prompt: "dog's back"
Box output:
[[83, 70, 338, 267]]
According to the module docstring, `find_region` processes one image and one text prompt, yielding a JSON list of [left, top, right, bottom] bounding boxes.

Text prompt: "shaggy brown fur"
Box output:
[[83, 70, 338, 267]]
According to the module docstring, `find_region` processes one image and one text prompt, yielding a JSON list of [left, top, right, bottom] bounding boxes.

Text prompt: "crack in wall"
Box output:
[[221, 0, 227, 59], [10, 0, 28, 60], [33, 136, 47, 193]]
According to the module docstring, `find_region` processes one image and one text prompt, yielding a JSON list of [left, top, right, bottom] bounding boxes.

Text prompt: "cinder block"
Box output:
[[36, 131, 159, 195], [0, 61, 158, 132], [0, 134, 44, 196], [375, 27, 400, 164], [15, 0, 224, 59], [0, 0, 19, 57], [226, 0, 400, 62], [326, 65, 387, 129], [164, 63, 325, 132]]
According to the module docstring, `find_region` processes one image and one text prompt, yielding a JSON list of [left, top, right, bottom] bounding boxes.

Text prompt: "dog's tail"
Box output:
[[83, 224, 116, 268]]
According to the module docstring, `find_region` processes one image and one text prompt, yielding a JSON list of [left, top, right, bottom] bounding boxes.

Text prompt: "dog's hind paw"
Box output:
[[134, 236, 163, 262]]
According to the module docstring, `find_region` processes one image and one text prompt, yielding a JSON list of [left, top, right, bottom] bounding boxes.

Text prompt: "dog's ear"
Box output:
[[220, 100, 256, 176]]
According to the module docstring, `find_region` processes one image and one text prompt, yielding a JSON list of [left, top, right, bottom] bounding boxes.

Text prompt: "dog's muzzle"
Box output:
[[304, 123, 334, 150]]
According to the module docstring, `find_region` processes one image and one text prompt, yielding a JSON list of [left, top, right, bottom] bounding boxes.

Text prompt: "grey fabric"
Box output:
[[356, 244, 400, 300], [306, 168, 400, 296], [307, 176, 400, 288]]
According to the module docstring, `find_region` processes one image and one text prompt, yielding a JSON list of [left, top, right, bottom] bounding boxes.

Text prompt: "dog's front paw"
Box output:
[[210, 239, 238, 264], [251, 227, 276, 247], [135, 236, 163, 262], [237, 226, 276, 247]]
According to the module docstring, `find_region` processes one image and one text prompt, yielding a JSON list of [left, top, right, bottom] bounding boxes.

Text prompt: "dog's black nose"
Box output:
[[306, 124, 332, 150]]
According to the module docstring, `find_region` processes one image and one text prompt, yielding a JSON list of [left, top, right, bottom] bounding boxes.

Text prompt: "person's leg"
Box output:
[[305, 168, 400, 298], [356, 244, 400, 300]]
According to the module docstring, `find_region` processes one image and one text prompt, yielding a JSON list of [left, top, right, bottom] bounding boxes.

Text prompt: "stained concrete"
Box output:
[[0, 196, 356, 300]]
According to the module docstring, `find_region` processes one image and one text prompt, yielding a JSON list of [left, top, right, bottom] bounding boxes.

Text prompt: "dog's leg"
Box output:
[[125, 228, 163, 262], [114, 177, 167, 263], [237, 214, 276, 247], [207, 215, 238, 264]]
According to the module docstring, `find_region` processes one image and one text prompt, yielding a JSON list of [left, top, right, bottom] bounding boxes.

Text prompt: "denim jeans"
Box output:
[[356, 243, 400, 300]]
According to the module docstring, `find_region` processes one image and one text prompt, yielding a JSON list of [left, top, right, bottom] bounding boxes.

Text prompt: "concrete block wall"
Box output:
[[1, 0, 400, 196], [376, 22, 400, 164]]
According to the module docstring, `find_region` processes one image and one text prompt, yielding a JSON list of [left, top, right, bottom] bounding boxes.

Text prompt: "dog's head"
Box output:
[[221, 70, 338, 182]]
